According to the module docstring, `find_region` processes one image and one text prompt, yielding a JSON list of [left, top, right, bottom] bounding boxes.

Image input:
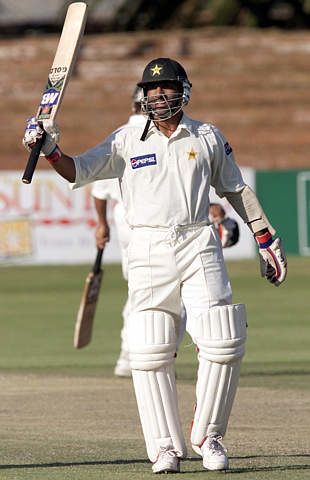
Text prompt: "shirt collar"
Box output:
[[146, 112, 193, 137], [177, 113, 194, 133]]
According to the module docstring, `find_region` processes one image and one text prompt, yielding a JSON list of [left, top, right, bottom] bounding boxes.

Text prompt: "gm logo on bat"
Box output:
[[40, 88, 60, 107]]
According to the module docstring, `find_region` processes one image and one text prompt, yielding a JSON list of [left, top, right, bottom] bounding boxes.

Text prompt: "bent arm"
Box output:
[[225, 185, 287, 286], [209, 127, 274, 236], [224, 185, 275, 236]]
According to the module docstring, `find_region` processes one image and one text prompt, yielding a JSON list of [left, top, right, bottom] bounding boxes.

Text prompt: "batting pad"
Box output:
[[133, 366, 186, 462], [128, 310, 186, 462], [128, 310, 177, 370], [191, 304, 247, 451]]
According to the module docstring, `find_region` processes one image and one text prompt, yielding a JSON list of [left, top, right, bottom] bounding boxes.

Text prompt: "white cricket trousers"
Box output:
[[127, 223, 240, 462], [127, 223, 232, 336]]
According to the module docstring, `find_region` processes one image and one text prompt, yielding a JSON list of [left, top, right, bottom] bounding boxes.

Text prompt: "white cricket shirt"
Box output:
[[90, 114, 147, 203], [73, 113, 245, 228]]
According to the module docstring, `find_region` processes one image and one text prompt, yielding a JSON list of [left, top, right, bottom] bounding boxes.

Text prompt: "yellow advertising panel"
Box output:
[[0, 218, 32, 257]]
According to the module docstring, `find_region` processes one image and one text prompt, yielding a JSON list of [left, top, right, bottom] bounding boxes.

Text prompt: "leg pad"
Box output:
[[191, 304, 247, 449], [128, 310, 186, 462]]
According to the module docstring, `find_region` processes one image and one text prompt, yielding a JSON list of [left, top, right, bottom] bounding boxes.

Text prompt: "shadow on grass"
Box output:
[[0, 459, 149, 469], [0, 454, 309, 474], [228, 453, 310, 474]]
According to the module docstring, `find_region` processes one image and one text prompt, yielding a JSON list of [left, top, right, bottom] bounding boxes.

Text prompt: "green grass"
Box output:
[[0, 257, 309, 479], [0, 263, 128, 373], [1, 257, 309, 377], [0, 257, 309, 380]]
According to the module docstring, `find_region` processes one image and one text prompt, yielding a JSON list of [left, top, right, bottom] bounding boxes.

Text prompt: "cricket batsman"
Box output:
[[23, 57, 287, 474]]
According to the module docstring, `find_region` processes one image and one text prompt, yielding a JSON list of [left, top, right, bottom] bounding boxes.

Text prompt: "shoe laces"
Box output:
[[206, 435, 227, 456], [157, 446, 179, 459]]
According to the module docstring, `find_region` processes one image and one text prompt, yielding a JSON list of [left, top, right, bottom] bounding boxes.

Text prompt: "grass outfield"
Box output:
[[0, 257, 309, 479]]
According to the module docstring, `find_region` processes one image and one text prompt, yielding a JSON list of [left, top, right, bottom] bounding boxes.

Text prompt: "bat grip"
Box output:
[[22, 131, 47, 184], [93, 248, 103, 274]]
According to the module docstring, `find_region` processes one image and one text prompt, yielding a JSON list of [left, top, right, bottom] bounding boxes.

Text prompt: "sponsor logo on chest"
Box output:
[[130, 153, 157, 169]]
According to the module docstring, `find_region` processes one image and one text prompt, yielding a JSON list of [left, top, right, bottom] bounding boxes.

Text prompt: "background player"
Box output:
[[209, 202, 239, 248], [91, 86, 145, 377]]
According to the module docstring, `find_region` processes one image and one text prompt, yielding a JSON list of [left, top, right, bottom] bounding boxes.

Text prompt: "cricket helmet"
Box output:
[[132, 85, 144, 104], [137, 57, 192, 120], [131, 85, 143, 113]]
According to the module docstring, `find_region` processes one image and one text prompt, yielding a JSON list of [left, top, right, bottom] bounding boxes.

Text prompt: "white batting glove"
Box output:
[[22, 117, 60, 156], [256, 232, 287, 287]]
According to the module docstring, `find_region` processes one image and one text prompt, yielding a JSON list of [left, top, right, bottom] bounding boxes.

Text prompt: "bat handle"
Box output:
[[22, 131, 47, 184], [93, 248, 103, 274]]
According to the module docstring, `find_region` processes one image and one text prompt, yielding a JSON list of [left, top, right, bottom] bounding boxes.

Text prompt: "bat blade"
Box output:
[[22, 2, 88, 184], [74, 249, 103, 349]]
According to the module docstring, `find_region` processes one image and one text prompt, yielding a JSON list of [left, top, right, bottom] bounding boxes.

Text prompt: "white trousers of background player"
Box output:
[[127, 224, 242, 461], [113, 201, 131, 361]]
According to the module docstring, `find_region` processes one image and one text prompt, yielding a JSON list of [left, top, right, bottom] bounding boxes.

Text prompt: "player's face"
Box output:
[[209, 204, 225, 224], [146, 81, 180, 97], [145, 81, 183, 120]]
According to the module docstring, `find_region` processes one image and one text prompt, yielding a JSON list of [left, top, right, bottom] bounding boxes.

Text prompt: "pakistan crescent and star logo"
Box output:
[[187, 148, 198, 160], [150, 64, 163, 76]]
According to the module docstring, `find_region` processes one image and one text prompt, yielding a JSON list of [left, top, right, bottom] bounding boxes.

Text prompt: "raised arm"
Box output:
[[49, 150, 76, 183], [22, 117, 76, 182]]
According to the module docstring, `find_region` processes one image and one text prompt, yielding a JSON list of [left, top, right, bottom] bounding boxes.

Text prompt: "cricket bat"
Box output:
[[22, 2, 88, 184], [74, 248, 104, 349]]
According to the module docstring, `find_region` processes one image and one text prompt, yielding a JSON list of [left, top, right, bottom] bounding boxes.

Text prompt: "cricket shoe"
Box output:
[[152, 447, 180, 474], [114, 350, 131, 377], [200, 435, 228, 471]]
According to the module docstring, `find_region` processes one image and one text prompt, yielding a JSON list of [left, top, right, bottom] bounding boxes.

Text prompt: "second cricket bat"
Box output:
[[74, 249, 104, 349], [22, 2, 88, 184]]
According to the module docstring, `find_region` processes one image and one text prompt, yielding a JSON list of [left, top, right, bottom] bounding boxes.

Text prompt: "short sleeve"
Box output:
[[72, 130, 126, 189], [210, 126, 245, 197]]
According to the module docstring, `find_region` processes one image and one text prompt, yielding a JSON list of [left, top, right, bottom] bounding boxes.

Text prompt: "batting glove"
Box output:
[[23, 116, 60, 156], [256, 232, 287, 287]]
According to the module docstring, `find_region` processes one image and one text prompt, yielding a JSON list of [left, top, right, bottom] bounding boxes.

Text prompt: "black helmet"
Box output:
[[137, 57, 191, 90], [138, 58, 192, 125]]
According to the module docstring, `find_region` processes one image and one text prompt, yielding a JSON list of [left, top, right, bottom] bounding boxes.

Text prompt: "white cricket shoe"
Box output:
[[201, 435, 228, 471], [114, 350, 131, 377], [152, 447, 180, 474]]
